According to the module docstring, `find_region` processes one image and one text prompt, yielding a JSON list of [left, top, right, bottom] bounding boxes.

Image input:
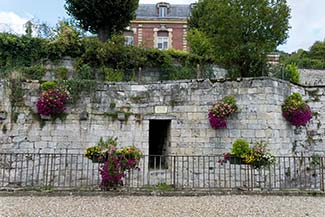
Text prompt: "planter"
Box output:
[[91, 156, 105, 163], [228, 155, 249, 165]]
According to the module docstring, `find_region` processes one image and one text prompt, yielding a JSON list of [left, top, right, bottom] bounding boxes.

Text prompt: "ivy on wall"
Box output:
[[0, 31, 213, 81]]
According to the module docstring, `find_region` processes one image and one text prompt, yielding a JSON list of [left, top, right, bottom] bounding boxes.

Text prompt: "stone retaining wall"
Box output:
[[0, 77, 324, 156]]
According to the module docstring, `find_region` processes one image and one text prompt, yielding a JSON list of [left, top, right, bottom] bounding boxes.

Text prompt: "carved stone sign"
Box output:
[[155, 106, 168, 114]]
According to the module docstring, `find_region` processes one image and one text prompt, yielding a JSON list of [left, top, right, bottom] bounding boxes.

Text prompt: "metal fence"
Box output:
[[0, 152, 324, 191]]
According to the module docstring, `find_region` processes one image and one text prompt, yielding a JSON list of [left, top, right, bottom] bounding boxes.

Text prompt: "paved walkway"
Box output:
[[0, 195, 324, 217]]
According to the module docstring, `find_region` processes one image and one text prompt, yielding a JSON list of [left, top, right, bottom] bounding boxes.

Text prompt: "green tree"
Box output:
[[309, 40, 325, 62], [65, 0, 139, 42], [189, 0, 290, 77], [280, 40, 325, 69], [187, 28, 214, 58]]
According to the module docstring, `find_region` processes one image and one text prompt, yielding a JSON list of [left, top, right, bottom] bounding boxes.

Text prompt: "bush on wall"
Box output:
[[0, 30, 213, 81]]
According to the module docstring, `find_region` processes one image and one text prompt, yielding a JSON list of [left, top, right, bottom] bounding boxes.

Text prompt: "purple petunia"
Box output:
[[208, 112, 227, 129], [282, 105, 312, 127], [37, 88, 69, 116]]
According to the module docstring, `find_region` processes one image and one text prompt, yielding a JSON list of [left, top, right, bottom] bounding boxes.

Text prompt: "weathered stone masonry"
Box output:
[[0, 77, 324, 156]]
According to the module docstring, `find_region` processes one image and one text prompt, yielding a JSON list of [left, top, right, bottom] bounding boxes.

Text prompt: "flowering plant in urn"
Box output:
[[282, 93, 312, 127], [85, 137, 143, 190], [220, 139, 275, 169], [208, 96, 238, 129]]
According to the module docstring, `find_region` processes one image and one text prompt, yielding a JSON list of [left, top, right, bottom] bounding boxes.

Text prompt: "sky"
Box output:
[[0, 0, 325, 53]]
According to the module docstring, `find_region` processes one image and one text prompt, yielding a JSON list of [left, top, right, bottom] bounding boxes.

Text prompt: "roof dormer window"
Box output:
[[159, 6, 167, 17], [157, 2, 170, 17]]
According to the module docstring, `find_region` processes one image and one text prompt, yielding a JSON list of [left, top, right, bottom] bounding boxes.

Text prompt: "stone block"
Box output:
[[255, 130, 266, 138], [229, 130, 241, 138], [241, 130, 255, 138]]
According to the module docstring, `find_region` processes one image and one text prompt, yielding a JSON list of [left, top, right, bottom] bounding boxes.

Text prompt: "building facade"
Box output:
[[125, 2, 193, 51]]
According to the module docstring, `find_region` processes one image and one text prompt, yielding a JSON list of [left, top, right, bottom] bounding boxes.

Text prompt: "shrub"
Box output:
[[230, 139, 250, 158], [75, 63, 94, 80], [103, 67, 124, 82], [0, 33, 48, 71], [269, 64, 300, 83], [56, 67, 69, 80], [282, 93, 312, 126], [1, 31, 213, 81], [21, 65, 47, 80], [168, 65, 196, 80], [53, 21, 83, 58], [284, 64, 300, 83], [41, 81, 57, 92]]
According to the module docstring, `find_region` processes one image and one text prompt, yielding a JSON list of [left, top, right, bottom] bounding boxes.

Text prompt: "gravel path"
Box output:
[[0, 195, 324, 217]]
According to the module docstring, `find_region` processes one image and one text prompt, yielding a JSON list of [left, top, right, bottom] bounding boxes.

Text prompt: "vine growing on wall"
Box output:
[[7, 79, 24, 124], [0, 31, 213, 81]]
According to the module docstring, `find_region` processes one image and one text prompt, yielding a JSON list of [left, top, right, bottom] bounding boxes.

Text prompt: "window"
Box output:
[[157, 2, 170, 17], [125, 36, 134, 46], [124, 31, 134, 46], [159, 6, 167, 17], [157, 31, 169, 50], [157, 37, 168, 50]]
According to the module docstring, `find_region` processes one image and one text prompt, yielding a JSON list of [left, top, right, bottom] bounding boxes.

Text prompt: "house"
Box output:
[[125, 2, 194, 51]]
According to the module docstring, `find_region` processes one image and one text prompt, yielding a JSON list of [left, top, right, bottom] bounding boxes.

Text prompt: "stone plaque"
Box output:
[[155, 106, 168, 114]]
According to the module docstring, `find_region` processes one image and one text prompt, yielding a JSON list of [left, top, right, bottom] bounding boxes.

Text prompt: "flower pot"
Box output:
[[228, 155, 249, 165], [92, 156, 105, 163]]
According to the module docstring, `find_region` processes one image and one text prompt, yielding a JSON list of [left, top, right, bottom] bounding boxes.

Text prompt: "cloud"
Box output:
[[0, 11, 29, 34], [279, 0, 325, 53]]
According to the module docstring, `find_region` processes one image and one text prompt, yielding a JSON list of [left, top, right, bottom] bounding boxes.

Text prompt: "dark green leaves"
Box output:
[[188, 0, 290, 77]]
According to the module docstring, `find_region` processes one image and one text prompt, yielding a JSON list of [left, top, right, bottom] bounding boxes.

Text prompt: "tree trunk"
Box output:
[[98, 28, 110, 42]]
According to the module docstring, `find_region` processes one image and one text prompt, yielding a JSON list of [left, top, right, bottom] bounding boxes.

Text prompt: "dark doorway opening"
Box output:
[[149, 120, 171, 169]]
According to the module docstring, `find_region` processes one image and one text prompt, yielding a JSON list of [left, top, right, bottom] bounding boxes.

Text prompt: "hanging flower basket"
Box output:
[[282, 93, 312, 127], [208, 113, 227, 129], [37, 88, 70, 117], [208, 96, 238, 129]]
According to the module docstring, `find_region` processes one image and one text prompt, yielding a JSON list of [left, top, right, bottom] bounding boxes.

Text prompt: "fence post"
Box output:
[[173, 156, 176, 187], [196, 64, 202, 79], [137, 67, 142, 83], [321, 157, 324, 192], [250, 166, 254, 191]]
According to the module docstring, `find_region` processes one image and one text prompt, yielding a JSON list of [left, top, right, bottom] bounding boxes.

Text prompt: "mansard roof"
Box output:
[[136, 4, 191, 19]]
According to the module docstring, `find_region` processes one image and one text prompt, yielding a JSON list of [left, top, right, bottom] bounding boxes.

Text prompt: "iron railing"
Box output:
[[0, 152, 324, 191]]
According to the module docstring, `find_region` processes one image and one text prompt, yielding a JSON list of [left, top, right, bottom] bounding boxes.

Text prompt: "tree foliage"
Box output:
[[187, 28, 214, 59], [0, 31, 212, 81], [281, 40, 325, 69], [65, 0, 139, 42], [188, 0, 290, 77]]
